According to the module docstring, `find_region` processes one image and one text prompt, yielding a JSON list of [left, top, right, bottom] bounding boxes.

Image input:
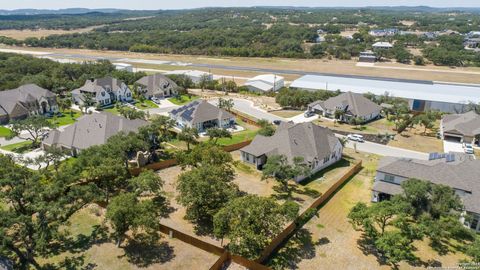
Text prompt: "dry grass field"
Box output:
[[38, 205, 219, 270], [3, 45, 480, 83], [0, 26, 102, 39], [268, 149, 468, 270]]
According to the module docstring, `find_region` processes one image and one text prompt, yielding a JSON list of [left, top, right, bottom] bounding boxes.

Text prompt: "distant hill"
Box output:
[[0, 8, 128, 15], [1, 6, 480, 16]]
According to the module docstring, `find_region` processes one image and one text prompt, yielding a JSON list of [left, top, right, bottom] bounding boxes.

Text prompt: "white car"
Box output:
[[151, 97, 161, 104], [463, 143, 474, 154], [347, 134, 365, 142]]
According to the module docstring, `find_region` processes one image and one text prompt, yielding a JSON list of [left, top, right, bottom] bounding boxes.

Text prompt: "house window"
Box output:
[[471, 215, 479, 230], [323, 156, 330, 163], [384, 174, 395, 183]]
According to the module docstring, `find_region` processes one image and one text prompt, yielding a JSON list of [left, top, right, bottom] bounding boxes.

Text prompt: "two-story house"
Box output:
[[0, 84, 58, 124], [135, 73, 178, 99], [72, 77, 133, 106]]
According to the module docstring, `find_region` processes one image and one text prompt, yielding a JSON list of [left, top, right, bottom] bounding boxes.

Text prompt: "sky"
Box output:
[[1, 0, 480, 10]]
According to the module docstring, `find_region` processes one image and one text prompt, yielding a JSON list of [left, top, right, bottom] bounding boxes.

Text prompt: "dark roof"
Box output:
[[0, 84, 55, 115], [170, 100, 234, 125], [42, 112, 148, 150], [309, 92, 381, 118], [241, 122, 340, 163], [442, 111, 480, 137], [377, 155, 480, 214]]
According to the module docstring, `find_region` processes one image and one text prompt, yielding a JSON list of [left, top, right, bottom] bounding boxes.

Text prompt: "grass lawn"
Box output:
[[103, 107, 121, 115], [167, 94, 199, 105], [217, 129, 258, 146], [134, 100, 158, 109], [0, 140, 33, 153], [48, 110, 82, 127], [0, 126, 12, 137]]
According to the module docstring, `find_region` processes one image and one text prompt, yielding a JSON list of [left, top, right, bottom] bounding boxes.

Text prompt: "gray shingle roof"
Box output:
[[241, 122, 340, 163], [72, 77, 124, 95], [135, 73, 177, 96], [42, 112, 148, 150], [0, 84, 55, 115], [170, 100, 234, 125], [376, 155, 480, 214], [442, 111, 480, 137], [309, 91, 381, 118]]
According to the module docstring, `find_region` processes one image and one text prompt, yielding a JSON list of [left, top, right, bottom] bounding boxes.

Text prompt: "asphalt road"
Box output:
[[42, 51, 441, 85], [207, 98, 429, 160]]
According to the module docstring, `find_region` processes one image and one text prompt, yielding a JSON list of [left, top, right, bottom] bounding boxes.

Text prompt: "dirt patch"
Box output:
[[269, 110, 303, 118], [189, 89, 281, 111]]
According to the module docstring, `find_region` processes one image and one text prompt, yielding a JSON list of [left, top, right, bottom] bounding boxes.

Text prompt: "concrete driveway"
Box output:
[[443, 140, 465, 153], [145, 99, 179, 116], [287, 112, 319, 124], [208, 98, 283, 123]]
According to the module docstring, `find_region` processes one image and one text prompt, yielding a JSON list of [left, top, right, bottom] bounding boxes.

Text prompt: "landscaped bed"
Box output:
[[135, 100, 158, 109], [168, 95, 199, 105]]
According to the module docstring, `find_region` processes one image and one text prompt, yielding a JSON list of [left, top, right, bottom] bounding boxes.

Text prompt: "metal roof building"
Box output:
[[289, 75, 480, 113]]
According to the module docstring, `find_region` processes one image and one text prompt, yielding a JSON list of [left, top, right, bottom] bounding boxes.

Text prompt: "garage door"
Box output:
[[444, 135, 462, 142]]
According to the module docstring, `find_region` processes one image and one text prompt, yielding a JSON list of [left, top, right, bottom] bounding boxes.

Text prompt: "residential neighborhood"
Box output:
[[0, 3, 480, 270]]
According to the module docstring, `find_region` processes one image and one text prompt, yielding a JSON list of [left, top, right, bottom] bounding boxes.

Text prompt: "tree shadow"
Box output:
[[49, 224, 109, 257], [122, 239, 175, 267], [356, 234, 424, 268], [267, 228, 316, 270]]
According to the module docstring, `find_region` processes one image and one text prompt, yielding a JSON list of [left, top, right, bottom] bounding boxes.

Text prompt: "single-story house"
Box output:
[[72, 77, 133, 106], [372, 42, 393, 49], [240, 122, 343, 182], [164, 70, 213, 84], [440, 111, 480, 145], [372, 154, 480, 232], [42, 112, 148, 156], [244, 74, 284, 93], [135, 73, 178, 99], [289, 74, 480, 113], [0, 84, 58, 124], [307, 91, 382, 123], [169, 100, 235, 132]]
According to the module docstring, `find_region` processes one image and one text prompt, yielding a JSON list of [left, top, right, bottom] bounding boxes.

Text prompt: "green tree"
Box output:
[[106, 192, 166, 247], [206, 128, 231, 144], [0, 154, 95, 269], [257, 119, 276, 137], [79, 94, 96, 113], [213, 195, 299, 259], [177, 126, 199, 151], [218, 98, 234, 112], [177, 165, 239, 231], [118, 106, 146, 120], [262, 155, 311, 197], [375, 231, 416, 268], [7, 115, 53, 148], [176, 142, 234, 172], [199, 74, 211, 92]]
